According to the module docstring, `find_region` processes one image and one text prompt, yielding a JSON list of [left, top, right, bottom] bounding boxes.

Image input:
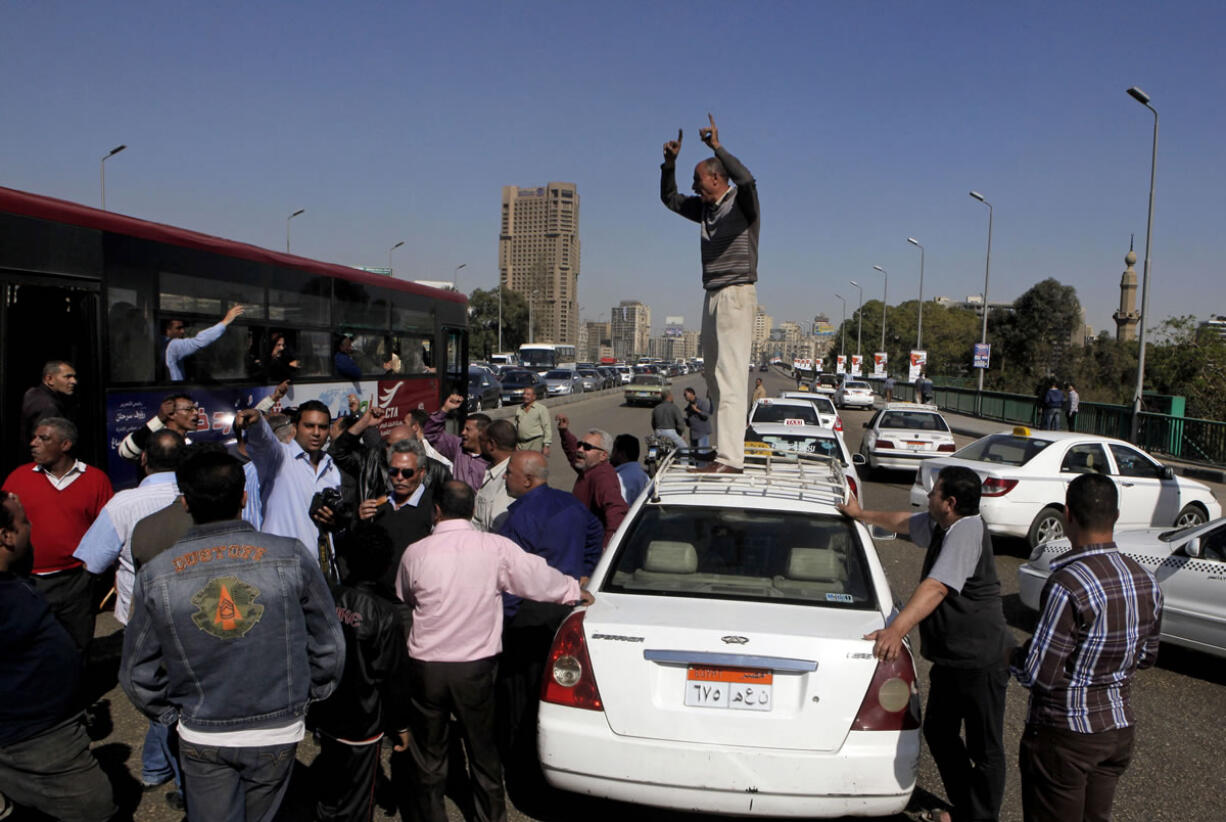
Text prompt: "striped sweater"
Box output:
[[661, 146, 760, 290]]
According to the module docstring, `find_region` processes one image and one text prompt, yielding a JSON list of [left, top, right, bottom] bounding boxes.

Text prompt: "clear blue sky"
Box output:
[[4, 1, 1223, 339]]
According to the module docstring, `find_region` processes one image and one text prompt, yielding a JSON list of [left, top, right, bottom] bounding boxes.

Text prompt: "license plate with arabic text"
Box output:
[[684, 666, 773, 711]]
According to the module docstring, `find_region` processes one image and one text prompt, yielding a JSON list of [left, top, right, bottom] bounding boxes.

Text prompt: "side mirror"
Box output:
[[851, 453, 867, 466], [1161, 466, 1175, 480], [1185, 537, 1203, 558], [862, 422, 870, 429], [870, 526, 897, 541]]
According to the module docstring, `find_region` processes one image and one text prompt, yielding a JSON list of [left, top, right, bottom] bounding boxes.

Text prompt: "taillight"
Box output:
[[847, 476, 858, 498], [540, 611, 604, 712], [875, 439, 895, 449], [937, 443, 956, 452], [850, 645, 920, 731], [835, 417, 843, 432], [981, 477, 1018, 497]]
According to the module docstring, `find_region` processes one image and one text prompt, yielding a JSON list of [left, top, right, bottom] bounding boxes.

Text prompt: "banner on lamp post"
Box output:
[[872, 352, 887, 378], [909, 350, 927, 382]]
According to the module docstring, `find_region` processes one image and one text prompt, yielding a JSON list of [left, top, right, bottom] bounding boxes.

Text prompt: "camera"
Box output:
[[309, 487, 352, 532]]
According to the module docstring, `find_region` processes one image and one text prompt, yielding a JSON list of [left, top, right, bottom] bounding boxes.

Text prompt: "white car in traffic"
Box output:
[[909, 427, 1222, 547], [778, 391, 844, 435], [538, 455, 921, 817], [748, 397, 822, 428], [1018, 516, 1226, 658], [833, 380, 875, 409], [745, 422, 866, 503], [860, 403, 957, 473]]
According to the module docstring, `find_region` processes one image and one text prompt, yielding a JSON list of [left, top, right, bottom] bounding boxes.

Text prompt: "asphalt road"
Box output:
[[74, 369, 1225, 822]]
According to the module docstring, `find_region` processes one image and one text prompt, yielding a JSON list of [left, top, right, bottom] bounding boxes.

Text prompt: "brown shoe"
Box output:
[[688, 462, 743, 474]]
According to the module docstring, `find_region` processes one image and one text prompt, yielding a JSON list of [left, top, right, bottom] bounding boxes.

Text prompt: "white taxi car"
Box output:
[[538, 453, 921, 817], [748, 397, 822, 428], [1018, 516, 1226, 658], [833, 380, 875, 409], [860, 403, 957, 474], [909, 427, 1222, 547], [745, 423, 866, 503], [779, 390, 844, 435]]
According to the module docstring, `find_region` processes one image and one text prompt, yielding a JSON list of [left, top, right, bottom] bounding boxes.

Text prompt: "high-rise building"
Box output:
[[581, 320, 611, 362], [611, 300, 651, 361], [499, 183, 580, 346]]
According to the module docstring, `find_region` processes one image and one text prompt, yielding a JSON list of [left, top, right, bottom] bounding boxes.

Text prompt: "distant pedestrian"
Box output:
[[651, 391, 688, 451], [883, 375, 895, 403], [752, 378, 766, 405], [513, 386, 551, 456], [1010, 473, 1162, 822], [1042, 380, 1064, 431], [21, 360, 78, 445], [609, 434, 649, 505], [917, 372, 934, 405], [1065, 383, 1080, 432], [162, 304, 244, 382]]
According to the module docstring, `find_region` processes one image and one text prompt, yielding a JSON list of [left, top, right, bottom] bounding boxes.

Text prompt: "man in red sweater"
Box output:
[[2, 417, 113, 651], [555, 414, 628, 548]]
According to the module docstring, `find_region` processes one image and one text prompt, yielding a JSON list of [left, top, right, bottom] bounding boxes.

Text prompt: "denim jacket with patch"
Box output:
[[120, 519, 345, 732]]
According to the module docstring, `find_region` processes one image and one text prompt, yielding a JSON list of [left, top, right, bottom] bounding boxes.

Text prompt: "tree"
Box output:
[[832, 301, 979, 380], [1145, 317, 1226, 420], [992, 278, 1082, 390], [466, 287, 528, 361]]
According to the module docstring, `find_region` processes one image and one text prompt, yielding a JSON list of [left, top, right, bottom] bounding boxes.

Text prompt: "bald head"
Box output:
[[506, 450, 549, 499], [384, 424, 414, 446]]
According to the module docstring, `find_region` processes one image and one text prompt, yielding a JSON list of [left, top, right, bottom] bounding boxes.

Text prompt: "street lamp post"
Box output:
[[286, 209, 305, 253], [848, 279, 863, 359], [100, 144, 126, 210], [872, 265, 888, 353], [1127, 86, 1159, 444], [497, 280, 503, 354], [833, 293, 847, 356], [969, 191, 994, 415], [388, 241, 404, 275], [453, 263, 467, 293], [907, 237, 925, 349]]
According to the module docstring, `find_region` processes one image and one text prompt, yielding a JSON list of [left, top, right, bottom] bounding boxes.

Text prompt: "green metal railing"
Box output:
[[861, 378, 1226, 467]]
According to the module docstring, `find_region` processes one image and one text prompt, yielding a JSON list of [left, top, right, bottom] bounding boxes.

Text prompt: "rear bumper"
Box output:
[[1017, 563, 1047, 611], [867, 450, 938, 471], [539, 704, 917, 817]]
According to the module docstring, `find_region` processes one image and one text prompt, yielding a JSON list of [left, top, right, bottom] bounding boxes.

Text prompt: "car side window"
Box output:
[[1201, 525, 1226, 562], [1060, 443, 1109, 474], [1109, 444, 1164, 479]]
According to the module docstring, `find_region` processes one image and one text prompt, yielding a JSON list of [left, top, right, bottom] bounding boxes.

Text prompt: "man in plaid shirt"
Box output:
[[1010, 473, 1163, 821]]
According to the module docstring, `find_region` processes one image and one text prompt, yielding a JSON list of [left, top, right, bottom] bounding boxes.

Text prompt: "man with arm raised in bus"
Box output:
[[162, 304, 244, 382], [660, 114, 759, 475]]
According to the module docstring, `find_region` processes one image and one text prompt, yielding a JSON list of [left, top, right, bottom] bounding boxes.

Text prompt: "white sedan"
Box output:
[[778, 390, 844, 435], [833, 380, 875, 409], [909, 427, 1222, 547], [745, 422, 866, 503], [748, 397, 822, 428], [1018, 516, 1226, 658], [860, 403, 957, 473], [538, 455, 921, 817]]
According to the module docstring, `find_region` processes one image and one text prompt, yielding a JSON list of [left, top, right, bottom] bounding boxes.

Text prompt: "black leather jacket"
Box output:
[[308, 581, 410, 741], [330, 428, 452, 506]]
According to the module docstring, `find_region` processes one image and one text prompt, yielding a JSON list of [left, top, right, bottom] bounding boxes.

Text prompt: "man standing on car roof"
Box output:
[[838, 465, 1012, 822], [1009, 473, 1161, 822], [660, 114, 759, 475]]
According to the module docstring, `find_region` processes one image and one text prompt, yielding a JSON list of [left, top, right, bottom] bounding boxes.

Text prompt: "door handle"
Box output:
[[1121, 482, 1135, 487]]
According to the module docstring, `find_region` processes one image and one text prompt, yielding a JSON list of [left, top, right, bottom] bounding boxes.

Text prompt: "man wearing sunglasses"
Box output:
[[556, 415, 627, 548], [357, 439, 434, 599], [117, 393, 201, 461]]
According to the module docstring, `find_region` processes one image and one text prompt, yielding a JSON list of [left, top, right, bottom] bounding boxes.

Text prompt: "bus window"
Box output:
[[159, 272, 265, 320], [269, 285, 329, 326], [335, 287, 389, 330], [106, 270, 155, 383], [395, 334, 436, 374], [443, 328, 466, 392], [392, 301, 431, 332], [180, 318, 249, 381], [297, 331, 332, 377], [348, 333, 391, 375]]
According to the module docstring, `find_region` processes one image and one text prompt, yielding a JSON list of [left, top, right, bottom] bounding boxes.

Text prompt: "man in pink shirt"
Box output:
[[395, 481, 591, 822]]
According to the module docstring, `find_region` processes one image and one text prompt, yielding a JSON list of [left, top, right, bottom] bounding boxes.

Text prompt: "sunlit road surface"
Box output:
[[89, 368, 1225, 821]]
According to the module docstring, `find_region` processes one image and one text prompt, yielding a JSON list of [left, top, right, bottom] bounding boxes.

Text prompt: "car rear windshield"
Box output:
[[880, 411, 949, 432], [604, 507, 877, 609], [955, 434, 1050, 466], [748, 434, 845, 463], [501, 371, 535, 386], [845, 382, 869, 390], [751, 403, 819, 425], [544, 370, 571, 379], [631, 375, 660, 386]]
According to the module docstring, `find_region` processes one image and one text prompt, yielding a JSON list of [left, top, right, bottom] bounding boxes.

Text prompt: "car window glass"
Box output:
[[954, 435, 1049, 466], [1203, 526, 1226, 561], [1060, 443, 1109, 474], [1109, 444, 1163, 479], [751, 404, 819, 425], [751, 434, 844, 463], [604, 507, 877, 609]]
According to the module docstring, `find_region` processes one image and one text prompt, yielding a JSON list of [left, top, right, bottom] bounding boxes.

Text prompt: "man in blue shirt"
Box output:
[[236, 400, 340, 556], [610, 434, 649, 505], [497, 450, 601, 768], [162, 304, 244, 382], [334, 334, 362, 381]]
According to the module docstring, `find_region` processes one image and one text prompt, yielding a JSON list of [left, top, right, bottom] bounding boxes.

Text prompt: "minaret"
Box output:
[[1113, 236, 1140, 342]]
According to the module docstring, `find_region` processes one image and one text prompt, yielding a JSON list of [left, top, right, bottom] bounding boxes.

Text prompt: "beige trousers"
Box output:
[[701, 283, 756, 469]]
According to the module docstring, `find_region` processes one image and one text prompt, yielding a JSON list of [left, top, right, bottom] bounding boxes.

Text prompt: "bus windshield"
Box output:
[[519, 348, 557, 369]]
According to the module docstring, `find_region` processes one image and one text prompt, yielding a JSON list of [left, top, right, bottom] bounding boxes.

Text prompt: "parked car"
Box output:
[[537, 452, 920, 817], [747, 397, 822, 427], [859, 403, 957, 474], [1018, 516, 1226, 658], [833, 380, 875, 409], [467, 366, 502, 410], [576, 367, 603, 392], [544, 368, 585, 397], [624, 374, 668, 407], [909, 427, 1222, 547], [498, 369, 548, 405], [744, 422, 866, 502], [778, 391, 844, 435]]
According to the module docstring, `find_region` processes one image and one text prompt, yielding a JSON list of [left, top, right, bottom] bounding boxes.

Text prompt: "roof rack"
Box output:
[[647, 448, 847, 507]]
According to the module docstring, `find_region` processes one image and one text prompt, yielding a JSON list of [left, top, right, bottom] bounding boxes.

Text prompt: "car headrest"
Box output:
[[786, 548, 845, 582], [643, 541, 698, 574]]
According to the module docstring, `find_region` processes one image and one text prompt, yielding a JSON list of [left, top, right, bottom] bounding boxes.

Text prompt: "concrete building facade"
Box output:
[[611, 300, 651, 361], [499, 182, 580, 346]]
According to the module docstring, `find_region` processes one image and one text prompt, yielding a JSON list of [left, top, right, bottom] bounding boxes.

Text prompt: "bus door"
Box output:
[[0, 275, 102, 474]]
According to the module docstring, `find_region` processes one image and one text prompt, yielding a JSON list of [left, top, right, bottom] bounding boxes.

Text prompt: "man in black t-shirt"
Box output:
[[839, 465, 1011, 822]]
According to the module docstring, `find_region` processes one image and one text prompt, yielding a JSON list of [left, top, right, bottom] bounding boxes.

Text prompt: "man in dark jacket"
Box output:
[[121, 450, 345, 822], [0, 492, 116, 822], [651, 391, 687, 450], [556, 414, 628, 548], [21, 360, 78, 445], [311, 524, 411, 822]]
